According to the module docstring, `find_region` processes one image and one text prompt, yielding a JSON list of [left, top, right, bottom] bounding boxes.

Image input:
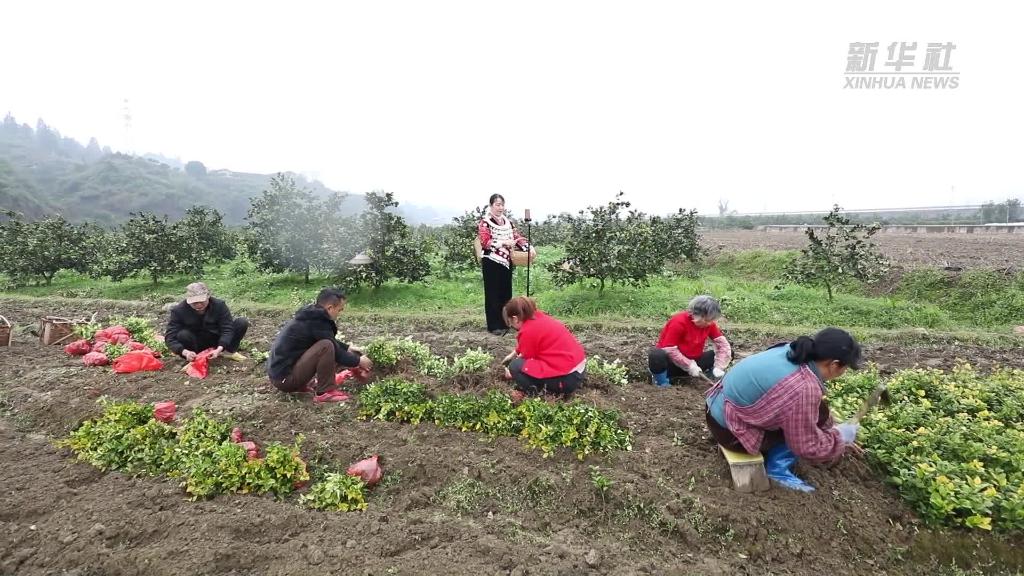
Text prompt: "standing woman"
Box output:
[[478, 194, 534, 335]]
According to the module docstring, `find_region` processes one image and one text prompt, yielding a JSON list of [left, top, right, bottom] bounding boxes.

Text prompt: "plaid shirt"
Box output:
[[706, 364, 845, 464]]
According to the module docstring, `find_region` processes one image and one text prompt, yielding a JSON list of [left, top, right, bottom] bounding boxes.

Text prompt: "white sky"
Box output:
[[2, 1, 1022, 218]]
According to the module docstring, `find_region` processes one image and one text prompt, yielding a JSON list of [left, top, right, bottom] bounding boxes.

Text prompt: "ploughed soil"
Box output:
[[703, 229, 1024, 271], [2, 297, 1023, 576]]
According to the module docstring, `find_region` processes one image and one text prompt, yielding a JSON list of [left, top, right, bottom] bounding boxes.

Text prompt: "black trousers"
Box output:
[[648, 347, 715, 377], [482, 258, 513, 331], [176, 317, 249, 356], [509, 357, 584, 397]]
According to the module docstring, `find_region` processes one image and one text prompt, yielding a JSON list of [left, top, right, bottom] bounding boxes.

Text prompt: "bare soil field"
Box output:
[[703, 230, 1024, 270], [2, 297, 1023, 575]]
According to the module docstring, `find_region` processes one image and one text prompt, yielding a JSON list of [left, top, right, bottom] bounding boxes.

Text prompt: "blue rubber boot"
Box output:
[[651, 370, 670, 387], [763, 443, 815, 492]]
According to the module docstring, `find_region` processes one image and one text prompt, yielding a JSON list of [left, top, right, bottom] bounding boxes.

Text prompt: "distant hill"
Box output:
[[0, 114, 454, 226]]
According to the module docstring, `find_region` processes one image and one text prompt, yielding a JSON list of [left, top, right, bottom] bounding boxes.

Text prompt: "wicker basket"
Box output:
[[0, 315, 10, 347], [510, 249, 535, 266], [40, 316, 74, 345], [473, 237, 483, 263]]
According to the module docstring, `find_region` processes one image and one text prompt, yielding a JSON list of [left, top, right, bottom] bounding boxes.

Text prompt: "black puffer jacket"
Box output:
[[164, 297, 235, 355], [267, 305, 360, 381]]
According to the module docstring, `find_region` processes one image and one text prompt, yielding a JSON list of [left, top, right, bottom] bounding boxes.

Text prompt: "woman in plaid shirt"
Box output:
[[705, 328, 862, 492]]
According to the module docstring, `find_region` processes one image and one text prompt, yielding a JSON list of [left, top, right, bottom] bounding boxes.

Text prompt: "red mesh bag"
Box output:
[[185, 348, 217, 379], [346, 455, 382, 486], [64, 340, 92, 356], [112, 351, 164, 373], [153, 401, 176, 423], [82, 351, 110, 366]]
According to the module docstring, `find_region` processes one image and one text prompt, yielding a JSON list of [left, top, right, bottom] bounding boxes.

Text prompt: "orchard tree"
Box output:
[[0, 212, 98, 285], [785, 205, 889, 301], [548, 192, 703, 292], [95, 212, 189, 284], [528, 212, 573, 247], [245, 173, 346, 283], [345, 191, 430, 288], [175, 205, 235, 268], [649, 208, 704, 265], [436, 206, 486, 277]]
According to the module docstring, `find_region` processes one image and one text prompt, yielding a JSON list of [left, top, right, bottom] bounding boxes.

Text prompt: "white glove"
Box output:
[[836, 422, 859, 444], [712, 367, 725, 379], [686, 363, 702, 377]]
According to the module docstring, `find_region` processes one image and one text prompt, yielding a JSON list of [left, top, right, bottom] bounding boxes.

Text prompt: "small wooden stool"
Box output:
[[719, 445, 770, 493]]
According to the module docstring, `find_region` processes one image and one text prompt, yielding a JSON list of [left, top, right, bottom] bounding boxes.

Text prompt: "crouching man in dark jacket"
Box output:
[[267, 288, 373, 402], [165, 282, 249, 361]]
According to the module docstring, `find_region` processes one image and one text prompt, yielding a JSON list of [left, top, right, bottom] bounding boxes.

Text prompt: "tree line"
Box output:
[[0, 175, 885, 301]]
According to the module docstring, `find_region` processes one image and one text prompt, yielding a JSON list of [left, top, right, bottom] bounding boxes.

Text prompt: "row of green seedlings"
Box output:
[[62, 399, 368, 512], [72, 316, 170, 360], [828, 364, 1024, 532], [358, 378, 633, 459], [364, 337, 492, 379], [364, 336, 631, 387]]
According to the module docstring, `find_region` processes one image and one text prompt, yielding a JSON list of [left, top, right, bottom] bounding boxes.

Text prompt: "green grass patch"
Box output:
[[5, 248, 1023, 332]]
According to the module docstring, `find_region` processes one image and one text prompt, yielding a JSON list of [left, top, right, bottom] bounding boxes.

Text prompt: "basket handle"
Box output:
[[0, 315, 8, 327]]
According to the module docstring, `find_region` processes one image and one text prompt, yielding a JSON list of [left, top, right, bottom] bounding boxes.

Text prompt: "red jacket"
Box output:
[[656, 311, 722, 359], [515, 311, 586, 378]]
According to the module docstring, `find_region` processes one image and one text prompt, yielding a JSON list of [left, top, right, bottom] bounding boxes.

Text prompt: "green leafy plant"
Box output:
[[364, 337, 492, 380], [449, 348, 492, 377], [357, 378, 434, 424], [250, 347, 270, 364], [62, 399, 155, 470], [301, 473, 369, 512], [358, 385, 632, 459], [102, 342, 130, 361], [73, 321, 102, 340], [589, 465, 614, 502], [586, 355, 629, 387], [63, 403, 310, 501], [106, 315, 170, 356], [829, 365, 1024, 531]]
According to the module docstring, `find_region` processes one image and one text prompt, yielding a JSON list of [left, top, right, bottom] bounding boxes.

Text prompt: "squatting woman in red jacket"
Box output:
[[500, 296, 586, 401]]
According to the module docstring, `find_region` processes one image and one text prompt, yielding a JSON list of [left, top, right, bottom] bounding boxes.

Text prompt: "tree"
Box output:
[[174, 205, 235, 271], [528, 212, 573, 247], [34, 119, 60, 155], [95, 212, 188, 284], [979, 199, 1022, 224], [0, 212, 98, 285], [649, 208, 704, 266], [84, 137, 104, 162], [548, 192, 703, 292], [344, 191, 430, 288], [785, 205, 889, 301], [436, 207, 487, 277], [184, 160, 207, 178], [245, 173, 346, 283]]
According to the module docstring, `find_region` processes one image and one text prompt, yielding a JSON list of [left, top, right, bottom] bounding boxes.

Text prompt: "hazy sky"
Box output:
[[2, 1, 1021, 218]]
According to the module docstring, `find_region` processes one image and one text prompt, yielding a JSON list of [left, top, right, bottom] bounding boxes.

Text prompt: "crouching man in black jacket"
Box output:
[[165, 282, 249, 361], [267, 288, 373, 402]]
